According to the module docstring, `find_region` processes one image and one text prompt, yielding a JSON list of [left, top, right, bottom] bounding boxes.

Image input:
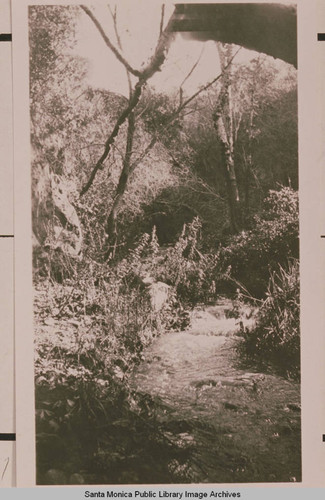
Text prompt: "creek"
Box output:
[[131, 300, 301, 483]]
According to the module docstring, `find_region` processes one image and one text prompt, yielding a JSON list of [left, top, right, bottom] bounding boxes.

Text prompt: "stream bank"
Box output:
[[131, 300, 301, 483]]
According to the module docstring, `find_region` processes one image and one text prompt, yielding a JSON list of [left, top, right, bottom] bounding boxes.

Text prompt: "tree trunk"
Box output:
[[215, 43, 241, 233], [105, 111, 135, 259], [215, 114, 241, 233]]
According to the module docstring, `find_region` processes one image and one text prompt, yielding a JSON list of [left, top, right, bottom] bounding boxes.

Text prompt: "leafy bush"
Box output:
[[239, 259, 300, 379], [34, 216, 231, 482], [34, 259, 189, 483], [35, 316, 189, 484], [223, 187, 299, 297], [34, 222, 214, 482], [155, 218, 227, 307]]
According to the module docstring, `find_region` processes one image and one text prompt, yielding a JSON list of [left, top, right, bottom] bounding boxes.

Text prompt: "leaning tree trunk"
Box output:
[[105, 111, 135, 260]]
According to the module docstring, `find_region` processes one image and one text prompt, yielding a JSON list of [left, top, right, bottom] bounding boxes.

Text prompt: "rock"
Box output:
[[170, 4, 297, 67], [51, 174, 83, 257], [178, 432, 195, 442], [147, 281, 171, 312], [33, 166, 82, 259], [69, 473, 85, 484], [44, 318, 55, 326], [192, 379, 219, 389], [44, 469, 67, 485]]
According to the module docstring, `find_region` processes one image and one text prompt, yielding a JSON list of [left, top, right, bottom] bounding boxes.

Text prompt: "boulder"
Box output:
[[33, 166, 82, 258], [143, 277, 171, 312]]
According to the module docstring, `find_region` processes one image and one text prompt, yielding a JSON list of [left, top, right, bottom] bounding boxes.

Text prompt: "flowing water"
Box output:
[[131, 301, 301, 483]]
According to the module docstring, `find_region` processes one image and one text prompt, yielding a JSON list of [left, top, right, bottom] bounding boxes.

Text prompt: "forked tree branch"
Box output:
[[80, 7, 238, 198], [179, 46, 205, 105], [80, 5, 175, 196], [80, 81, 143, 195], [127, 47, 241, 176], [108, 4, 133, 96], [81, 5, 141, 77], [178, 46, 241, 113]]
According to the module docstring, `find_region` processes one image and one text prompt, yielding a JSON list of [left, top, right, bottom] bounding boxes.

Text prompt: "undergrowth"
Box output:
[[34, 219, 226, 484], [34, 207, 300, 484], [238, 259, 300, 380], [223, 187, 299, 297]]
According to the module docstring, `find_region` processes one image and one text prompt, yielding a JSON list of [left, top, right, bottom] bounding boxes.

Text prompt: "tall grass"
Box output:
[[239, 259, 300, 379]]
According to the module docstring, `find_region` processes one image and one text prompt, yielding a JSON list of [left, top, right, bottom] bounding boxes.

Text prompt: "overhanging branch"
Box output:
[[79, 6, 176, 196], [80, 81, 143, 196], [81, 5, 141, 77], [126, 47, 241, 176]]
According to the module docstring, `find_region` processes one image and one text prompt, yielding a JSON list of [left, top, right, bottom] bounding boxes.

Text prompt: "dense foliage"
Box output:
[[29, 5, 300, 484], [34, 220, 231, 483], [238, 259, 300, 380], [35, 274, 189, 483], [223, 187, 299, 297]]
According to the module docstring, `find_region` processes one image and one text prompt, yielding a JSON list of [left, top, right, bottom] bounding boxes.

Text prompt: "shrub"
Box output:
[[156, 218, 227, 307], [33, 225, 212, 483], [223, 187, 299, 297], [35, 320, 188, 484], [34, 218, 230, 483], [239, 259, 300, 379], [34, 259, 188, 483]]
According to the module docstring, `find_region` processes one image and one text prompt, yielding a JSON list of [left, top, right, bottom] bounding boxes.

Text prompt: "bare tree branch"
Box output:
[[80, 81, 143, 196], [80, 9, 237, 202], [126, 48, 241, 176], [140, 15, 176, 80], [167, 150, 226, 201], [179, 45, 205, 105], [81, 5, 141, 77], [159, 4, 165, 36], [108, 5, 123, 51], [105, 111, 136, 254], [82, 4, 175, 81], [79, 8, 176, 196], [108, 4, 133, 96], [178, 46, 241, 114]]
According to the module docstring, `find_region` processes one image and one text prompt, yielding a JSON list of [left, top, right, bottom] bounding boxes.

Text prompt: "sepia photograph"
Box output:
[[16, 0, 302, 486]]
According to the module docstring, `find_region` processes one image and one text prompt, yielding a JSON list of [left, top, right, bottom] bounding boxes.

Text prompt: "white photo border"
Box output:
[[11, 0, 325, 487]]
